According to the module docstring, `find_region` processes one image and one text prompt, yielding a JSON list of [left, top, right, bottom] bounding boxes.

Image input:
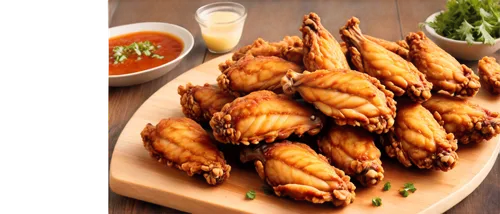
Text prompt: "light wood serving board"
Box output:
[[110, 53, 500, 214]]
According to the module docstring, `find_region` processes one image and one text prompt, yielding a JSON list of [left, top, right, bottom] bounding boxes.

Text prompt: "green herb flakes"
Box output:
[[372, 197, 382, 206], [111, 40, 163, 64], [383, 182, 391, 191], [246, 190, 256, 200]]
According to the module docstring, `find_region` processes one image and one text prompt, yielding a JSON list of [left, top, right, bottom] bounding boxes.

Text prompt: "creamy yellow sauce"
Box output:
[[200, 11, 244, 53]]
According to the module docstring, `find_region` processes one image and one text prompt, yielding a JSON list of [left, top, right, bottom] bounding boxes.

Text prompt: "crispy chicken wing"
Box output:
[[281, 69, 396, 134], [240, 141, 356, 206], [178, 83, 236, 123], [340, 17, 432, 103], [232, 36, 304, 65], [478, 56, 500, 94], [422, 94, 500, 144], [318, 125, 384, 186], [364, 35, 409, 59], [380, 102, 458, 171], [406, 32, 480, 97], [301, 12, 349, 71], [217, 54, 302, 97], [210, 90, 323, 145], [141, 118, 231, 185]]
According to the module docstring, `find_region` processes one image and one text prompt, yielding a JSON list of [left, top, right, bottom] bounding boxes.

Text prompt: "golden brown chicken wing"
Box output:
[[406, 32, 480, 97], [478, 56, 500, 94], [301, 12, 349, 71], [340, 17, 432, 103], [281, 69, 396, 134], [210, 90, 323, 145], [178, 83, 236, 124], [240, 141, 356, 206], [217, 54, 302, 97], [232, 36, 304, 65], [422, 94, 500, 144], [364, 35, 409, 59], [318, 125, 384, 186], [141, 118, 231, 185], [380, 102, 458, 171]]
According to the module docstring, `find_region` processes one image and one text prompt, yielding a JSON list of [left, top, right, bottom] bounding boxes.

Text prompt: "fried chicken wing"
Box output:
[[406, 32, 480, 97], [178, 83, 236, 123], [318, 125, 384, 186], [364, 35, 409, 59], [217, 54, 302, 97], [340, 17, 432, 103], [232, 36, 304, 65], [478, 56, 500, 94], [422, 94, 500, 144], [380, 102, 458, 171], [141, 118, 231, 185], [281, 69, 396, 134], [210, 90, 323, 145], [240, 141, 356, 206], [301, 12, 349, 71]]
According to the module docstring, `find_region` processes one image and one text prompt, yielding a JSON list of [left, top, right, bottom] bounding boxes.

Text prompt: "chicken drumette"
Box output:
[[301, 12, 349, 71], [478, 56, 500, 94], [141, 118, 231, 185], [281, 69, 396, 134], [210, 90, 323, 145], [340, 17, 432, 103], [232, 36, 304, 65], [217, 54, 302, 97], [318, 125, 384, 186], [422, 94, 500, 144], [406, 31, 480, 97], [240, 141, 356, 206]]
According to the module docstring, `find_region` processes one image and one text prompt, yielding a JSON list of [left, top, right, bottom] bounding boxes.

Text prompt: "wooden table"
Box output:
[[109, 0, 500, 213]]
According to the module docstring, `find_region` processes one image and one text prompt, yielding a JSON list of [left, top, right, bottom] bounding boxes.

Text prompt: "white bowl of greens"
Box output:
[[423, 0, 500, 61]]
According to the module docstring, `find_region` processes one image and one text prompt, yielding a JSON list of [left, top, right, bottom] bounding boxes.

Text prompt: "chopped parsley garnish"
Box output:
[[372, 197, 382, 206], [422, 0, 500, 45], [400, 189, 410, 197], [383, 182, 391, 191], [399, 182, 416, 197], [246, 190, 256, 200], [112, 40, 163, 64]]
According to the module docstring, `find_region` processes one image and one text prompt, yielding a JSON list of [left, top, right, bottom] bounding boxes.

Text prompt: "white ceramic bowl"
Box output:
[[424, 12, 500, 61], [109, 22, 194, 87]]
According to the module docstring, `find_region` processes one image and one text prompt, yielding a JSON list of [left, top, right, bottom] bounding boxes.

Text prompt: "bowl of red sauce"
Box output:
[[109, 22, 194, 87]]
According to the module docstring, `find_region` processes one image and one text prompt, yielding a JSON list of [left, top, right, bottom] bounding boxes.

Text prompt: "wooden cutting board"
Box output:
[[109, 53, 500, 214]]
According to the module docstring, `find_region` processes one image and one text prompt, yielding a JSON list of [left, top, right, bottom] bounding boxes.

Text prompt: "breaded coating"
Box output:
[[364, 35, 409, 59], [300, 12, 349, 71], [380, 102, 458, 171], [240, 141, 356, 206], [217, 54, 302, 97], [340, 17, 432, 103], [318, 125, 384, 186], [210, 90, 323, 145], [281, 69, 396, 134], [422, 94, 500, 144], [141, 118, 231, 185], [232, 36, 304, 65], [478, 56, 500, 94], [406, 31, 480, 97], [178, 83, 236, 123]]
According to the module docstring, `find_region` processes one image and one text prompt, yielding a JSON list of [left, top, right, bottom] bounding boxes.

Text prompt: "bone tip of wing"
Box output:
[[405, 31, 426, 44], [359, 168, 384, 186], [281, 70, 299, 95], [209, 112, 237, 144], [435, 150, 458, 171], [203, 163, 231, 185], [332, 189, 355, 206]]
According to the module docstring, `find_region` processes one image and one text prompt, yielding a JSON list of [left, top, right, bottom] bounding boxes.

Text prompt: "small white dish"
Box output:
[[109, 22, 194, 87], [424, 12, 500, 61]]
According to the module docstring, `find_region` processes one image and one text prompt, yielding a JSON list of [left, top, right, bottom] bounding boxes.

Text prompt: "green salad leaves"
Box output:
[[425, 0, 500, 45]]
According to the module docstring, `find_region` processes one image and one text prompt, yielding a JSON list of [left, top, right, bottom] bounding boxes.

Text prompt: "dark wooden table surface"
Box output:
[[109, 0, 500, 213]]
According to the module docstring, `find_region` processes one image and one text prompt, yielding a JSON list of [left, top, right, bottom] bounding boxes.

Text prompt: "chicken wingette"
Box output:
[[301, 12, 349, 71], [422, 94, 500, 144], [240, 141, 356, 206], [406, 31, 480, 97], [178, 83, 236, 124], [478, 56, 500, 95], [210, 90, 323, 145], [232, 36, 304, 65], [217, 54, 302, 97], [364, 35, 409, 59], [281, 69, 396, 134], [340, 17, 432, 103], [318, 125, 384, 186], [381, 102, 458, 171], [141, 118, 231, 185]]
